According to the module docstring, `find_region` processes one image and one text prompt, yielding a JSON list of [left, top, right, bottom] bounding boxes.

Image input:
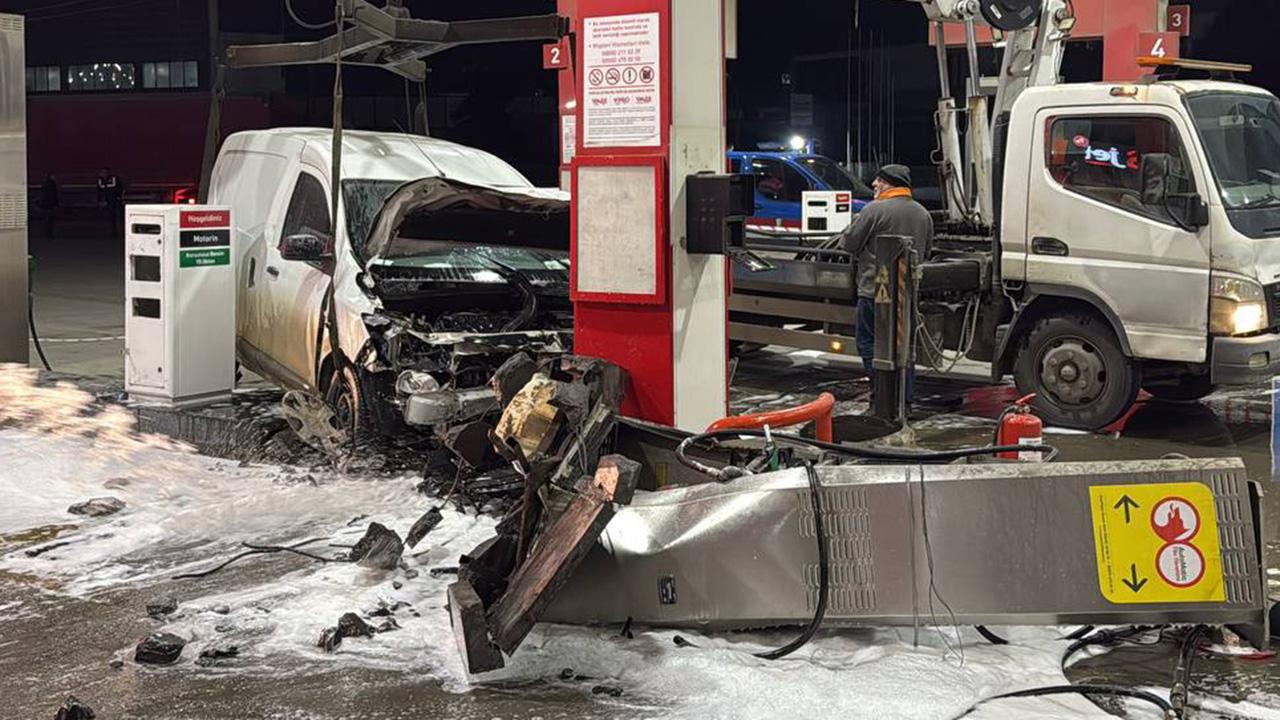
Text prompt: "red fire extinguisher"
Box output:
[[998, 394, 1044, 461]]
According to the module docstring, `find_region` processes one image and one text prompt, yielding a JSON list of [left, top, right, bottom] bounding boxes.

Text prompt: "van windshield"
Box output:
[[797, 156, 875, 199], [1187, 92, 1280, 210]]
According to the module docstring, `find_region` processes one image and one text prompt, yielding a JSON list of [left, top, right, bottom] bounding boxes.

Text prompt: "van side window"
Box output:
[[1046, 115, 1195, 226], [282, 173, 332, 241]]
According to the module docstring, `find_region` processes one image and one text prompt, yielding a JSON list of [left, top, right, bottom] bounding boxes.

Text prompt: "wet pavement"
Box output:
[[3, 350, 1280, 720]]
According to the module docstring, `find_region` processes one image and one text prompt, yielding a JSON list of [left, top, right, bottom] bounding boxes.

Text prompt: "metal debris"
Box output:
[[280, 391, 346, 455]]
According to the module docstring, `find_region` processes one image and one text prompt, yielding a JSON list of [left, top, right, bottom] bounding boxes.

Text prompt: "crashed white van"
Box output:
[[209, 129, 570, 437]]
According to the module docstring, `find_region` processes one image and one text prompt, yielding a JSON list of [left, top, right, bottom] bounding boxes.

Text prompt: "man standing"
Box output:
[[39, 175, 59, 238], [97, 167, 124, 238], [837, 164, 933, 404]]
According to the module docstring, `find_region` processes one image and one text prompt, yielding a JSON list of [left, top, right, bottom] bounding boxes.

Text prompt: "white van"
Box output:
[[209, 128, 570, 436]]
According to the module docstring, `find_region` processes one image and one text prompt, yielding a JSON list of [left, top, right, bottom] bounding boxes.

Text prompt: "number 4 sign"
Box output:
[[1139, 32, 1181, 62]]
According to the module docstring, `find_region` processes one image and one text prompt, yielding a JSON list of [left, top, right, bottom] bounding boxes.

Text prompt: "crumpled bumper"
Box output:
[[1211, 333, 1280, 385]]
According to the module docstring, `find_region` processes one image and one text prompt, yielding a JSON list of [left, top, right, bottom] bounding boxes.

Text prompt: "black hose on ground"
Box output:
[[754, 461, 828, 660], [670, 462, 829, 661], [975, 625, 1008, 645], [28, 293, 52, 372], [954, 684, 1176, 719]]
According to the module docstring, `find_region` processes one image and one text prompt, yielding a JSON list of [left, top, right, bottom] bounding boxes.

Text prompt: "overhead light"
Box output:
[[789, 135, 806, 151]]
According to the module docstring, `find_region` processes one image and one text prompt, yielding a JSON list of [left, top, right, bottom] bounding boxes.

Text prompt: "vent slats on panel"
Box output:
[[799, 487, 876, 612], [0, 192, 25, 230]]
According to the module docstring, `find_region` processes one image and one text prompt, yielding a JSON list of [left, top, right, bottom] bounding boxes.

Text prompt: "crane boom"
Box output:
[[903, 0, 1074, 228]]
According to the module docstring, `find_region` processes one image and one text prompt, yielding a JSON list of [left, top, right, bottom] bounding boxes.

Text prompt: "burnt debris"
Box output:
[[425, 355, 646, 674], [134, 632, 187, 665], [54, 696, 96, 720], [348, 523, 404, 571], [316, 611, 384, 653], [66, 497, 126, 517]]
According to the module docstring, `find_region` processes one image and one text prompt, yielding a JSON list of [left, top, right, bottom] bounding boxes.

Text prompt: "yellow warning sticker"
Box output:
[[1089, 482, 1224, 604]]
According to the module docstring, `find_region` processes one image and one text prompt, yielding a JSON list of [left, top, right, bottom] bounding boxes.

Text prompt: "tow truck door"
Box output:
[[1022, 106, 1212, 362]]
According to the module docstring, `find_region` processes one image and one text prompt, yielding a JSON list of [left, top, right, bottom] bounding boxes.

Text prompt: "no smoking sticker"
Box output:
[[1089, 482, 1224, 604]]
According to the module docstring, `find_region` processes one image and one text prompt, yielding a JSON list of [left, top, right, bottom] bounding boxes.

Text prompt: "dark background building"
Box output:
[[2, 0, 1278, 193]]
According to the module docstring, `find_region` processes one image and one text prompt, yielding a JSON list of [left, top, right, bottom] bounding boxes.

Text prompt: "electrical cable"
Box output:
[[975, 625, 1009, 645], [754, 461, 828, 660], [1170, 625, 1209, 717], [915, 464, 964, 663], [1063, 625, 1095, 641], [173, 537, 339, 580], [674, 428, 1060, 480], [954, 684, 1176, 719], [28, 294, 52, 372], [286, 0, 337, 30], [25, 0, 165, 23]]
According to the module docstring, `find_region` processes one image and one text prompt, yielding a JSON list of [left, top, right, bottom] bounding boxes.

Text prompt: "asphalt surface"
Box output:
[[4, 232, 1280, 719]]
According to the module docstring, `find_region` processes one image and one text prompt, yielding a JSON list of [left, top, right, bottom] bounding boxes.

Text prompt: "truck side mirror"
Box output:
[[279, 233, 333, 263], [1140, 153, 1172, 205]]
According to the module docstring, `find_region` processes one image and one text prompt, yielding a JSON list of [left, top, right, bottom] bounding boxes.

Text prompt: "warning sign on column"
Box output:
[[1089, 483, 1225, 604], [582, 12, 661, 148]]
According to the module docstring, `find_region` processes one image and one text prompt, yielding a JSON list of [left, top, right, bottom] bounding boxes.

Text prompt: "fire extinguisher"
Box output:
[[997, 393, 1044, 461]]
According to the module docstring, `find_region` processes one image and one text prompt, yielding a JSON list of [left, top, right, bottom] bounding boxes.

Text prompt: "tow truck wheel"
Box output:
[[1013, 314, 1139, 430], [1143, 375, 1214, 403], [324, 364, 370, 443]]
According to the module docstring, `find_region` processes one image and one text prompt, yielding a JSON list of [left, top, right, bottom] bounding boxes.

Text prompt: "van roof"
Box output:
[[220, 128, 534, 189]]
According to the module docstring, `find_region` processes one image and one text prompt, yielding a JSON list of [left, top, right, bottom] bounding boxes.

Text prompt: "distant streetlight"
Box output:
[[789, 135, 807, 152]]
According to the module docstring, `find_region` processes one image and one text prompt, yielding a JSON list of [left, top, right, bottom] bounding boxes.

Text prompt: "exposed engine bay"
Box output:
[[348, 178, 574, 436]]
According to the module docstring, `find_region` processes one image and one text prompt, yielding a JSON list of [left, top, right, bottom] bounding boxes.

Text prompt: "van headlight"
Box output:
[[1210, 274, 1268, 336]]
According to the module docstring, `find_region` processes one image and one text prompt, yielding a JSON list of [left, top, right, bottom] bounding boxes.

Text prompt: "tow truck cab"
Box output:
[[995, 78, 1280, 427]]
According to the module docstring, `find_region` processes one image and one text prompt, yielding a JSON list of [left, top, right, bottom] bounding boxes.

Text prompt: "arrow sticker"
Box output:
[[1122, 563, 1149, 593], [1090, 483, 1224, 604], [1114, 495, 1140, 524]]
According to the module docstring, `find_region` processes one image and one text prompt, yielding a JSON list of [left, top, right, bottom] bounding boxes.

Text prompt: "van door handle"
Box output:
[[1032, 237, 1069, 257], [266, 265, 281, 279]]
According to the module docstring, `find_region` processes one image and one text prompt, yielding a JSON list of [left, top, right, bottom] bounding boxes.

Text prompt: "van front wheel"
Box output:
[[1013, 314, 1139, 430]]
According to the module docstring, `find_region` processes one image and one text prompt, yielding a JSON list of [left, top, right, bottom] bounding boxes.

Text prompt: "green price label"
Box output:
[[180, 248, 230, 268]]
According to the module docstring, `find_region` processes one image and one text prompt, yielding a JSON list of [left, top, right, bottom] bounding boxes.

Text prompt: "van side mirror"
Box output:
[[1140, 153, 1171, 205], [279, 233, 333, 263], [1188, 198, 1210, 229]]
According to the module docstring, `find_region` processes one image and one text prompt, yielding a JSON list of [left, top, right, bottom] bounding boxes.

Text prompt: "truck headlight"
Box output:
[[1210, 274, 1268, 336]]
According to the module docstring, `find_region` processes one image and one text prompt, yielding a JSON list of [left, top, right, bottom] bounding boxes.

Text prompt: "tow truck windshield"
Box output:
[[1189, 92, 1280, 234]]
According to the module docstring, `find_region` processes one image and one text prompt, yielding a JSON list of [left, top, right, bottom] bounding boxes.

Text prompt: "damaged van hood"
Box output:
[[359, 177, 568, 262]]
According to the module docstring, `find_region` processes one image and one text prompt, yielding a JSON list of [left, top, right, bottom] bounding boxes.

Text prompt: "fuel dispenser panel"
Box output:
[[124, 205, 235, 406]]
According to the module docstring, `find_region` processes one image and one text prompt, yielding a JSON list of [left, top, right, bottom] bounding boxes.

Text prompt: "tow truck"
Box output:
[[730, 0, 1280, 429]]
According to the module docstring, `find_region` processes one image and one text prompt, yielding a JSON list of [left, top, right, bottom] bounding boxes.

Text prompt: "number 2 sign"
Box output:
[[543, 38, 570, 70]]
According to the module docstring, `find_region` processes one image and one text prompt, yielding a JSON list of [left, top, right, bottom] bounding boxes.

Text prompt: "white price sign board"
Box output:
[[582, 12, 662, 148]]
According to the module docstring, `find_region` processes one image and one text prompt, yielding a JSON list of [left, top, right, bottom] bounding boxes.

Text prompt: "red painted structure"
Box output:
[[26, 93, 271, 203], [565, 0, 681, 425]]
